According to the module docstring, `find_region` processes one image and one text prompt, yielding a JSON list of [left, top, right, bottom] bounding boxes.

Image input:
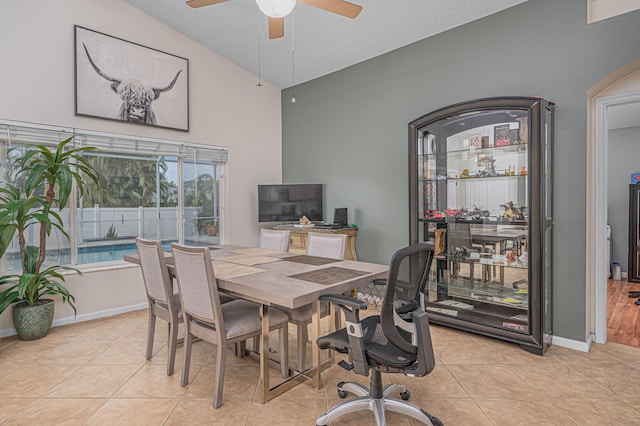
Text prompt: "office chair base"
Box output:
[[316, 382, 442, 426]]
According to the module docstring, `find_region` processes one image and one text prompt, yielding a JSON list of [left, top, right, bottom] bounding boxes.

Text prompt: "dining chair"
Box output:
[[259, 228, 291, 252], [279, 232, 348, 372], [306, 232, 347, 259], [170, 243, 289, 408], [135, 237, 182, 376]]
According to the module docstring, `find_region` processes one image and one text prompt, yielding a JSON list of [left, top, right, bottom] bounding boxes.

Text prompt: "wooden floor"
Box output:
[[608, 278, 640, 346]]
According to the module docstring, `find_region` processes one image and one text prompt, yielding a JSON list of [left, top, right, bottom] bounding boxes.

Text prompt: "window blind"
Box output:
[[0, 121, 228, 162]]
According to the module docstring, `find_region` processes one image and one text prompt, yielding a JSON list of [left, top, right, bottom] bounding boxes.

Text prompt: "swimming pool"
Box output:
[[2, 240, 177, 272]]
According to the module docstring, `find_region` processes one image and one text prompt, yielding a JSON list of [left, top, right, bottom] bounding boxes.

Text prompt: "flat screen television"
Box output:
[[258, 184, 323, 223]]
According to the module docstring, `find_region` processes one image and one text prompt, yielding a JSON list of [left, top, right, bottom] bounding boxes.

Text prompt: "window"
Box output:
[[0, 121, 227, 272]]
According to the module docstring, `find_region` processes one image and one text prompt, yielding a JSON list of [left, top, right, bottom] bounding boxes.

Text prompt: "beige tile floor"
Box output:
[[2, 309, 640, 425]]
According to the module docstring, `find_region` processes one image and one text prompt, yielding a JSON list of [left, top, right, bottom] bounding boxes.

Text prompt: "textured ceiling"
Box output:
[[124, 0, 527, 89]]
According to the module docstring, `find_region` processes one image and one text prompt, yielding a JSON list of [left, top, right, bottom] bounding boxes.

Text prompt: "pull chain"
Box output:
[[257, 10, 263, 87], [291, 12, 296, 102]]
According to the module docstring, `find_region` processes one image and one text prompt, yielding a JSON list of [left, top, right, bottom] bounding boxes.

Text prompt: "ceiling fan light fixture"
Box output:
[[256, 0, 296, 18]]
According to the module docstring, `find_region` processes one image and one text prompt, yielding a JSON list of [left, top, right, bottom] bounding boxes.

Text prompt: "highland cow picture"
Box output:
[[75, 25, 189, 131]]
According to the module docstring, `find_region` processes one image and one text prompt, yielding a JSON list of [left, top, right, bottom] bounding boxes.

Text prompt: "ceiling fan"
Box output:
[[186, 0, 362, 39]]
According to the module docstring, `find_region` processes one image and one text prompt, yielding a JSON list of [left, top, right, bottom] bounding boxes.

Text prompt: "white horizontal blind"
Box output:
[[0, 121, 228, 162]]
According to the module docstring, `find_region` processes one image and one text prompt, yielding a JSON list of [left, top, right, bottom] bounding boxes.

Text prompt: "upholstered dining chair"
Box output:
[[170, 243, 289, 408], [135, 237, 182, 376], [259, 228, 291, 252], [278, 232, 348, 372], [306, 232, 347, 260]]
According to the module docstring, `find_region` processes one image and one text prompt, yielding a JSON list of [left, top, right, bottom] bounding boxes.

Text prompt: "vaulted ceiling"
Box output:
[[124, 0, 528, 89]]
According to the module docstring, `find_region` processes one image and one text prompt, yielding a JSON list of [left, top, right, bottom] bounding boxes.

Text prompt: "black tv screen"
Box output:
[[258, 184, 323, 223]]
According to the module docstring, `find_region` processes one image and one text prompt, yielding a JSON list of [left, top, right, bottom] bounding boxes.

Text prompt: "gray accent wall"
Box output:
[[608, 127, 640, 274], [281, 0, 640, 342]]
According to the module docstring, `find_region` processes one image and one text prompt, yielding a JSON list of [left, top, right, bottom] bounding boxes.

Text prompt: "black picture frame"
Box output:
[[74, 25, 189, 132]]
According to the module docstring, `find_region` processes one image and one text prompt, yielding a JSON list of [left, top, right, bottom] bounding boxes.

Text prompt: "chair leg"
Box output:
[[383, 398, 439, 426], [316, 396, 374, 426], [297, 321, 308, 372], [279, 323, 289, 378], [213, 341, 226, 408], [233, 341, 247, 358], [340, 381, 369, 397], [180, 326, 193, 387], [167, 320, 178, 376], [145, 308, 156, 360], [382, 383, 406, 398]]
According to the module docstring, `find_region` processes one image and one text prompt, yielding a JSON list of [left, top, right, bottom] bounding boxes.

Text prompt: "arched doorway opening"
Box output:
[[587, 59, 640, 345]]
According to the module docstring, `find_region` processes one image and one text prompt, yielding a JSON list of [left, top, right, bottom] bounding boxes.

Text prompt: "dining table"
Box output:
[[124, 244, 388, 403]]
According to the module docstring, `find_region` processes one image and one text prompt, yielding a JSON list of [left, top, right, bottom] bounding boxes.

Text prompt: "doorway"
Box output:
[[588, 59, 640, 346]]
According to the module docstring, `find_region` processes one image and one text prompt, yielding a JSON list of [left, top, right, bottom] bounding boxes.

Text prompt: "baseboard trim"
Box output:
[[0, 303, 148, 339], [551, 334, 592, 352]]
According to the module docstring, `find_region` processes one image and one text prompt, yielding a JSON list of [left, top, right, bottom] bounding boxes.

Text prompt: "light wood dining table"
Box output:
[[124, 244, 388, 403]]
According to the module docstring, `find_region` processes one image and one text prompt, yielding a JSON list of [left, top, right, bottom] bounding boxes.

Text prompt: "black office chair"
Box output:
[[315, 242, 443, 426]]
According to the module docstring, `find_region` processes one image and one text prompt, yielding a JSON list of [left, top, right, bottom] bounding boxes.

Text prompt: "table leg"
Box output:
[[259, 303, 270, 403], [311, 299, 322, 389]]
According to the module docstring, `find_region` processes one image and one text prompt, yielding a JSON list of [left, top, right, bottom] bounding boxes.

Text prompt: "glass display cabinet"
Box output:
[[408, 97, 554, 355]]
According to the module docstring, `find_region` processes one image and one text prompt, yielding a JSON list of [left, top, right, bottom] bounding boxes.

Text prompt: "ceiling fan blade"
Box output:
[[186, 0, 230, 8], [269, 17, 285, 39], [297, 0, 362, 19]]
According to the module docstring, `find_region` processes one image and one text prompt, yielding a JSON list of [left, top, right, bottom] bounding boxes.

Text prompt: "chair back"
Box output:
[[170, 243, 224, 328], [136, 238, 173, 305], [306, 232, 347, 259], [380, 243, 435, 357], [260, 229, 290, 252]]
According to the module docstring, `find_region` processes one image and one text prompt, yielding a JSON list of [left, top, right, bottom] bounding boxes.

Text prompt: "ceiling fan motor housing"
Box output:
[[256, 0, 296, 18]]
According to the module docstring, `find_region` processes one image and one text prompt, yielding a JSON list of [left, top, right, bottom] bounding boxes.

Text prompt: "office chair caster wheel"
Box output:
[[337, 382, 349, 399], [400, 389, 411, 401]]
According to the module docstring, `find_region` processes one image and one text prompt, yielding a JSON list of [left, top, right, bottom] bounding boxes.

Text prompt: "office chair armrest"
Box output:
[[319, 294, 367, 324], [319, 294, 367, 310], [409, 309, 436, 377]]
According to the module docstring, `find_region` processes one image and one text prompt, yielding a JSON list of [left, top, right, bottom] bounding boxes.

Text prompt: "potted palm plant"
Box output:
[[0, 137, 98, 340]]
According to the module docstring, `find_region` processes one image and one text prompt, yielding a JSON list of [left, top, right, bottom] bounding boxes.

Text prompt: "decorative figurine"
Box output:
[[299, 215, 312, 225], [500, 201, 526, 220], [478, 157, 497, 177]]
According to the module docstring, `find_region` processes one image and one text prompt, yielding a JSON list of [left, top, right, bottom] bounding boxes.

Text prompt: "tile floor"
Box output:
[[2, 309, 640, 425]]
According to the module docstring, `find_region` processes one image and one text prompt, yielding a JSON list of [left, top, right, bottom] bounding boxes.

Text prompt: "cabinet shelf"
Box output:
[[420, 174, 527, 183], [420, 143, 528, 159], [432, 283, 528, 307], [419, 218, 528, 226], [434, 255, 529, 270], [425, 299, 529, 333], [409, 96, 553, 355]]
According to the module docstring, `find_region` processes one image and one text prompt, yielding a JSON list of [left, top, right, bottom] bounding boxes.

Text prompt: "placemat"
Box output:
[[218, 255, 281, 266], [289, 267, 369, 285], [213, 262, 265, 279], [281, 255, 340, 266], [232, 248, 283, 256]]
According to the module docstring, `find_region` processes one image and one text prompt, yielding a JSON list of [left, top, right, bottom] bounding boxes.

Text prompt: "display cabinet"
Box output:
[[409, 97, 554, 355]]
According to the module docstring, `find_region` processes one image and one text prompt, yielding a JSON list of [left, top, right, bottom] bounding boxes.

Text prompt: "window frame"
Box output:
[[0, 120, 227, 273]]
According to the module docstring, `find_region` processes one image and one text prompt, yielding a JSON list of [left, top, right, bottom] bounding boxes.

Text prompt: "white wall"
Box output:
[[588, 0, 640, 23], [0, 0, 282, 334]]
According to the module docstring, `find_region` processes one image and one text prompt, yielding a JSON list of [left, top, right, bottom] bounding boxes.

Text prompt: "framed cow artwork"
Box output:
[[74, 25, 189, 132]]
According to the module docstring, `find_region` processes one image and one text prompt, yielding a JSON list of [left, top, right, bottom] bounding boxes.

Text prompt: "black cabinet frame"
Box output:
[[408, 97, 554, 355]]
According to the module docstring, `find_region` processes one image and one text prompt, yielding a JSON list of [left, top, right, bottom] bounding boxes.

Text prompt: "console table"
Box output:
[[273, 225, 359, 260]]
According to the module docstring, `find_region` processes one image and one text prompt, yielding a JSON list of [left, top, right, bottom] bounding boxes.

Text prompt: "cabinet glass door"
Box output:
[[418, 108, 531, 333], [409, 97, 554, 356]]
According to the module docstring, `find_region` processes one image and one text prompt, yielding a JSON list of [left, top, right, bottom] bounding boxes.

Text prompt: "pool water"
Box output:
[[3, 240, 177, 272]]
